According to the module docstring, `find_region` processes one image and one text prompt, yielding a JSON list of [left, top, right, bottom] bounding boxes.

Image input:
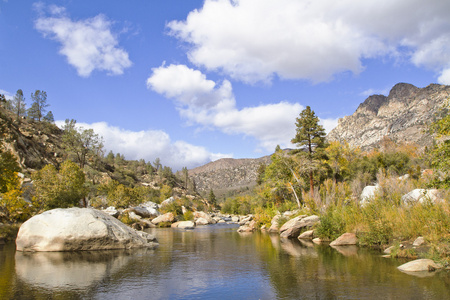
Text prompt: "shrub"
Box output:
[[315, 206, 346, 241], [182, 210, 194, 221], [32, 161, 87, 210]]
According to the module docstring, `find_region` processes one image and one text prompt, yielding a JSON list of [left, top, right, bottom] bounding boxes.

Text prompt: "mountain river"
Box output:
[[0, 224, 449, 299]]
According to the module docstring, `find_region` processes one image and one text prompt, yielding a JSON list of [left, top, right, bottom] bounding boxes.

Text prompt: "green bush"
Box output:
[[315, 206, 346, 241]]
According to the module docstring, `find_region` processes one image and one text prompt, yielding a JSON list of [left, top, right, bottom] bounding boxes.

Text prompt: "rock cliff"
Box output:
[[327, 83, 450, 150]]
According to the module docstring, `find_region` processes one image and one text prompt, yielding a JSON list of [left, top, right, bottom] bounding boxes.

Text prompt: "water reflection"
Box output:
[[0, 225, 448, 299], [15, 249, 155, 290]]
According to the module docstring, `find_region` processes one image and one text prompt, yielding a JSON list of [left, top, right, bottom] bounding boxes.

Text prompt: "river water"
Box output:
[[1, 224, 449, 299]]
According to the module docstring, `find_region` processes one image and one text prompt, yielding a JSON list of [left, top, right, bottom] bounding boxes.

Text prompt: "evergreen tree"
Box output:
[[291, 106, 327, 197], [182, 166, 189, 190], [43, 111, 55, 123], [28, 90, 49, 121], [11, 89, 26, 122], [154, 157, 162, 172], [208, 189, 217, 207]]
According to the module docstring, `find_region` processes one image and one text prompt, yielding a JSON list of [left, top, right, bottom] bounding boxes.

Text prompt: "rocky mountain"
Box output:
[[327, 83, 450, 151], [188, 156, 271, 197]]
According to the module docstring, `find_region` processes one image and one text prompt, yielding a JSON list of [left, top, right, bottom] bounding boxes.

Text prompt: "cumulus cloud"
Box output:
[[320, 118, 339, 134], [168, 0, 450, 83], [55, 121, 229, 170], [147, 64, 341, 151], [0, 89, 13, 100], [35, 5, 132, 77], [360, 88, 389, 97]]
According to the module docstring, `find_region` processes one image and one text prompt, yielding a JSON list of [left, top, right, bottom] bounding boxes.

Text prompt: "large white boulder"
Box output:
[[151, 212, 175, 225], [279, 215, 320, 239], [401, 189, 440, 204], [171, 221, 195, 229], [397, 259, 442, 272], [330, 233, 358, 246], [360, 185, 380, 205], [138, 201, 160, 217], [16, 208, 158, 252]]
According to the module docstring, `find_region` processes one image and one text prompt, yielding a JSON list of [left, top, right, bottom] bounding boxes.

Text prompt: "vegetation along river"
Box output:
[[1, 224, 449, 299]]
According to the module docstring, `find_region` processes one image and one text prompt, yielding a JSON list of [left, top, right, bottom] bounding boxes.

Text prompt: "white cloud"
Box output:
[[168, 0, 450, 83], [35, 6, 132, 77], [360, 88, 389, 97], [0, 89, 13, 100], [320, 118, 339, 134], [438, 69, 450, 85], [55, 121, 229, 170], [148, 64, 333, 151]]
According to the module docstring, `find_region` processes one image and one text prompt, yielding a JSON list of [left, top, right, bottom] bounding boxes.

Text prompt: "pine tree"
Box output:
[[43, 110, 55, 123], [28, 90, 49, 121], [208, 189, 217, 207], [12, 89, 26, 122], [291, 106, 327, 197]]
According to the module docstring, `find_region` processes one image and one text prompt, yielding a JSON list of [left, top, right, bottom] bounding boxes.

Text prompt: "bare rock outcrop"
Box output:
[[327, 83, 450, 151]]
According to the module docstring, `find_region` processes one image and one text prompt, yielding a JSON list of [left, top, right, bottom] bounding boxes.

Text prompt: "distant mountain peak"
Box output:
[[327, 83, 450, 151]]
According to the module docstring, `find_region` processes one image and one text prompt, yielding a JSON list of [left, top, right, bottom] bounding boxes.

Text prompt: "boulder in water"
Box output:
[[16, 208, 158, 252]]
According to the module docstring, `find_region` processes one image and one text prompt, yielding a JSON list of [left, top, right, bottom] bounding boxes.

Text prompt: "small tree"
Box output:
[[43, 111, 55, 123], [62, 119, 104, 169], [28, 90, 49, 121], [181, 166, 189, 190], [291, 106, 327, 197], [11, 89, 26, 122], [208, 189, 217, 207]]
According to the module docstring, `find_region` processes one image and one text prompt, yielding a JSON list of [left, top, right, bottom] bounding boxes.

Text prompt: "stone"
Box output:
[[172, 221, 195, 229], [194, 211, 214, 224], [298, 230, 314, 240], [128, 211, 142, 221], [268, 215, 281, 233], [139, 201, 160, 217], [384, 246, 394, 254], [231, 216, 240, 223], [360, 185, 379, 205], [237, 220, 257, 233], [401, 189, 440, 205], [195, 217, 209, 226], [279, 215, 320, 239], [330, 233, 358, 246], [160, 197, 176, 207], [16, 208, 158, 252], [151, 212, 175, 225], [413, 237, 425, 247], [239, 215, 253, 225], [102, 206, 119, 218], [397, 259, 442, 272]]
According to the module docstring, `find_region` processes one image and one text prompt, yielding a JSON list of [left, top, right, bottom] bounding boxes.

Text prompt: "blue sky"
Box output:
[[1, 0, 449, 170]]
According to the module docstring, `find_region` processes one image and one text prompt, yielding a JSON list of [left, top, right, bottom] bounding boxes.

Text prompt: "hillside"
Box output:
[[0, 105, 65, 170], [327, 83, 450, 151], [188, 156, 271, 198]]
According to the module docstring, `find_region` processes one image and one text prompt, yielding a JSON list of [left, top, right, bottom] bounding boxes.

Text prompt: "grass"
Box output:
[[312, 174, 450, 264]]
